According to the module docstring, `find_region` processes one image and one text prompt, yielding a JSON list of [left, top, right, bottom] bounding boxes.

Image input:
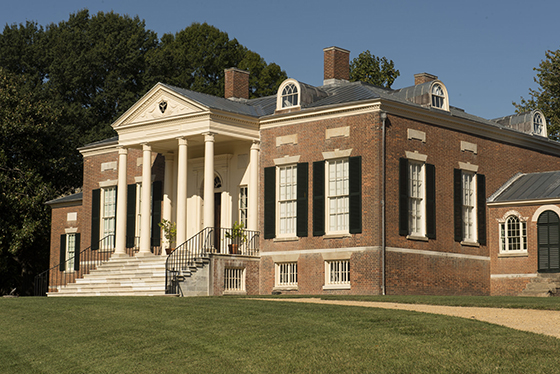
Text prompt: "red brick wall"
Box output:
[[211, 256, 260, 296], [323, 47, 350, 81], [49, 203, 82, 270]]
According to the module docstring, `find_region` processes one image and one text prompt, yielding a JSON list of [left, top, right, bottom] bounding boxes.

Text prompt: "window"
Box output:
[[325, 260, 350, 289], [59, 233, 80, 272], [399, 158, 435, 239], [239, 186, 248, 228], [500, 215, 527, 252], [135, 183, 142, 248], [276, 262, 298, 287], [431, 84, 445, 108], [281, 83, 298, 108], [278, 165, 297, 236], [66, 234, 76, 271], [224, 268, 245, 292], [327, 159, 349, 233], [454, 169, 486, 244], [312, 157, 361, 237], [101, 186, 116, 249], [534, 112, 544, 135]]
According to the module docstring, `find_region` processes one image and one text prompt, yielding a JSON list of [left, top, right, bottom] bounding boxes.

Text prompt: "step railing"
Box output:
[[165, 227, 260, 295], [34, 235, 115, 296]]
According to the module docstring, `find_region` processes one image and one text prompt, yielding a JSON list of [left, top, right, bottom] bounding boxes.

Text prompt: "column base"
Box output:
[[111, 252, 130, 259], [135, 251, 155, 258]]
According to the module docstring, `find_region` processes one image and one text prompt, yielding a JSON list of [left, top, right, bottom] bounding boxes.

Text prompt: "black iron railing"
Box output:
[[165, 227, 260, 295]]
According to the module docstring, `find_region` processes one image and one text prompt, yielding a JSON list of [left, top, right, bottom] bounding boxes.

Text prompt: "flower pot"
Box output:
[[165, 247, 174, 255], [228, 244, 239, 254]]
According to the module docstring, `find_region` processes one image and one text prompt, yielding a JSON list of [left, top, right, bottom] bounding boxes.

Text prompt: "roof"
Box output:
[[489, 171, 560, 203], [45, 192, 83, 206]]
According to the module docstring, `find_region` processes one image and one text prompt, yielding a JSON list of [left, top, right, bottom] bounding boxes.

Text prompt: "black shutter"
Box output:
[[91, 189, 101, 250], [264, 167, 276, 239], [126, 184, 136, 248], [399, 158, 409, 236], [349, 156, 362, 234], [59, 234, 66, 272], [313, 161, 325, 236], [151, 181, 163, 247], [477, 174, 486, 245], [297, 163, 308, 237], [426, 163, 436, 239], [74, 233, 81, 271], [453, 169, 463, 242]]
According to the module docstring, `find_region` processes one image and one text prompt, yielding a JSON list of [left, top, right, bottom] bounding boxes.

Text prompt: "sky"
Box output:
[[2, 0, 560, 120]]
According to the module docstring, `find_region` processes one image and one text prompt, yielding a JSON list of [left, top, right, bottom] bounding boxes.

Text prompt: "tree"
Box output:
[[0, 68, 74, 295], [349, 50, 400, 89], [146, 23, 286, 98], [514, 49, 560, 140]]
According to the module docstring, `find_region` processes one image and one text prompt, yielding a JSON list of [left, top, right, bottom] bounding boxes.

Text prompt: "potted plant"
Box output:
[[225, 221, 247, 254], [158, 219, 177, 255]]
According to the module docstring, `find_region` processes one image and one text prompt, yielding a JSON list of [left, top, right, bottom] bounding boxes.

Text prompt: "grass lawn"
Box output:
[[1, 296, 559, 373]]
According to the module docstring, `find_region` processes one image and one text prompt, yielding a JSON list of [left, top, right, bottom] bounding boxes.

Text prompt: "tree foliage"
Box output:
[[349, 50, 400, 89], [514, 49, 560, 140], [0, 12, 287, 294]]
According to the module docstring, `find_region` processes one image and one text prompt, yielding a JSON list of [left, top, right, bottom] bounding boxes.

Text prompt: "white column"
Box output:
[[176, 138, 188, 246], [162, 152, 175, 254], [138, 144, 153, 256], [203, 133, 215, 230], [248, 141, 260, 231], [114, 147, 129, 257]]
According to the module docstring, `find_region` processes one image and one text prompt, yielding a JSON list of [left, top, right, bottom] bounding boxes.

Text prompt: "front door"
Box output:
[[538, 210, 560, 272], [214, 192, 221, 252]]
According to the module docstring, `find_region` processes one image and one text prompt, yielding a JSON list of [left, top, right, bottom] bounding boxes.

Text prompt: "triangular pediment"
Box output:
[[113, 83, 208, 128]]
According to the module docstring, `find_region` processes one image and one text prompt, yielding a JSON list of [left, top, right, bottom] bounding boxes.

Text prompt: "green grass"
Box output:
[[1, 296, 559, 373]]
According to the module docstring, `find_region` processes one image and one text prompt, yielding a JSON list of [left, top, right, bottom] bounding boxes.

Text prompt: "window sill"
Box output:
[[223, 290, 247, 296], [273, 286, 298, 291], [273, 236, 299, 242], [324, 233, 352, 239], [406, 235, 429, 242], [460, 241, 480, 247], [323, 284, 351, 290], [498, 251, 528, 258]]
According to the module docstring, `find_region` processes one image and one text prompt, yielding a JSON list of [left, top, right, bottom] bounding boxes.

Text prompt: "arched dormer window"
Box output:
[[276, 79, 301, 111], [431, 83, 446, 109], [533, 111, 546, 137]]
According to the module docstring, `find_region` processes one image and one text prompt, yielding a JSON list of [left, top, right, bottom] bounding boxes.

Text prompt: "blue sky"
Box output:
[[3, 0, 560, 120]]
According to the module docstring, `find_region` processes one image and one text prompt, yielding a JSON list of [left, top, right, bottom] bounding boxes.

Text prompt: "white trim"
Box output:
[[322, 148, 352, 160], [430, 81, 450, 111], [276, 134, 298, 146], [260, 246, 377, 257], [274, 155, 301, 165], [64, 227, 78, 234], [326, 126, 350, 139], [101, 161, 117, 171], [405, 151, 427, 162], [460, 141, 478, 154], [532, 205, 560, 222], [98, 179, 118, 188], [489, 199, 560, 207], [387, 246, 490, 261], [407, 128, 426, 142], [276, 79, 301, 111], [491, 273, 538, 279], [270, 253, 300, 262], [458, 162, 479, 172]]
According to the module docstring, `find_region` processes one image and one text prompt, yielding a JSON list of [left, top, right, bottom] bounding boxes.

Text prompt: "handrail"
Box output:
[[165, 227, 260, 295]]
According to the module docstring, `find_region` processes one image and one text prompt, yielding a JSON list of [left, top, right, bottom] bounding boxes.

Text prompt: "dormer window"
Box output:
[[281, 83, 299, 108], [431, 84, 445, 108], [534, 112, 544, 135]]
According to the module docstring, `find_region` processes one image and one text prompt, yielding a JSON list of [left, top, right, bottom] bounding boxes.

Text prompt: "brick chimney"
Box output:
[[414, 73, 438, 85], [224, 68, 249, 99], [323, 46, 350, 85]]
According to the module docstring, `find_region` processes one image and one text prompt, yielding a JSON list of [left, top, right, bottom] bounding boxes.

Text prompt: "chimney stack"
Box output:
[[323, 46, 350, 85], [224, 68, 250, 100], [414, 73, 438, 85]]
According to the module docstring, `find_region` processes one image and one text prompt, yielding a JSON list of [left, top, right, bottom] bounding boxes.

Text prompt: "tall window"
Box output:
[[281, 83, 298, 108], [278, 165, 297, 236], [500, 215, 527, 252], [431, 84, 445, 108], [462, 171, 475, 242], [135, 183, 142, 248], [328, 159, 349, 233], [409, 162, 424, 236], [66, 234, 76, 271], [276, 262, 298, 287], [239, 186, 248, 228], [102, 186, 116, 249]]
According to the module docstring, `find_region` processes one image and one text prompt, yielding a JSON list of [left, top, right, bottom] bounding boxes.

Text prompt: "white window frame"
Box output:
[[277, 165, 297, 237], [275, 262, 298, 288], [533, 111, 547, 137], [101, 186, 116, 250], [408, 161, 425, 237], [324, 260, 350, 290], [430, 82, 449, 111], [65, 233, 76, 272], [499, 213, 527, 253], [326, 158, 349, 234], [239, 186, 248, 228], [462, 171, 477, 243], [276, 79, 301, 110], [224, 267, 245, 294], [135, 183, 142, 249]]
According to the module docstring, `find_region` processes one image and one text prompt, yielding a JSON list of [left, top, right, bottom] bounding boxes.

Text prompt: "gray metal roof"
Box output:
[[489, 171, 560, 203], [45, 192, 83, 206]]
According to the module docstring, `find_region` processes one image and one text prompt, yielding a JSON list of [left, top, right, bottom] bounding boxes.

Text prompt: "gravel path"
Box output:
[[255, 298, 560, 339]]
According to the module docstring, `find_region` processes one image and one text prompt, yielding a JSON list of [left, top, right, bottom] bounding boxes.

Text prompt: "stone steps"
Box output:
[[48, 255, 174, 297], [519, 274, 560, 297]]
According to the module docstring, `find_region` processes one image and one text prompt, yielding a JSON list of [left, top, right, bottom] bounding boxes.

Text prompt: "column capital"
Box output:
[[142, 143, 151, 151], [203, 132, 215, 142], [177, 137, 188, 146], [251, 141, 260, 151], [118, 146, 128, 155]]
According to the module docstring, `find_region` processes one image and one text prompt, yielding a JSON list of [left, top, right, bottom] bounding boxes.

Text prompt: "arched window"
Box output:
[[500, 215, 527, 252], [534, 112, 544, 135], [431, 84, 445, 109], [281, 83, 299, 108]]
